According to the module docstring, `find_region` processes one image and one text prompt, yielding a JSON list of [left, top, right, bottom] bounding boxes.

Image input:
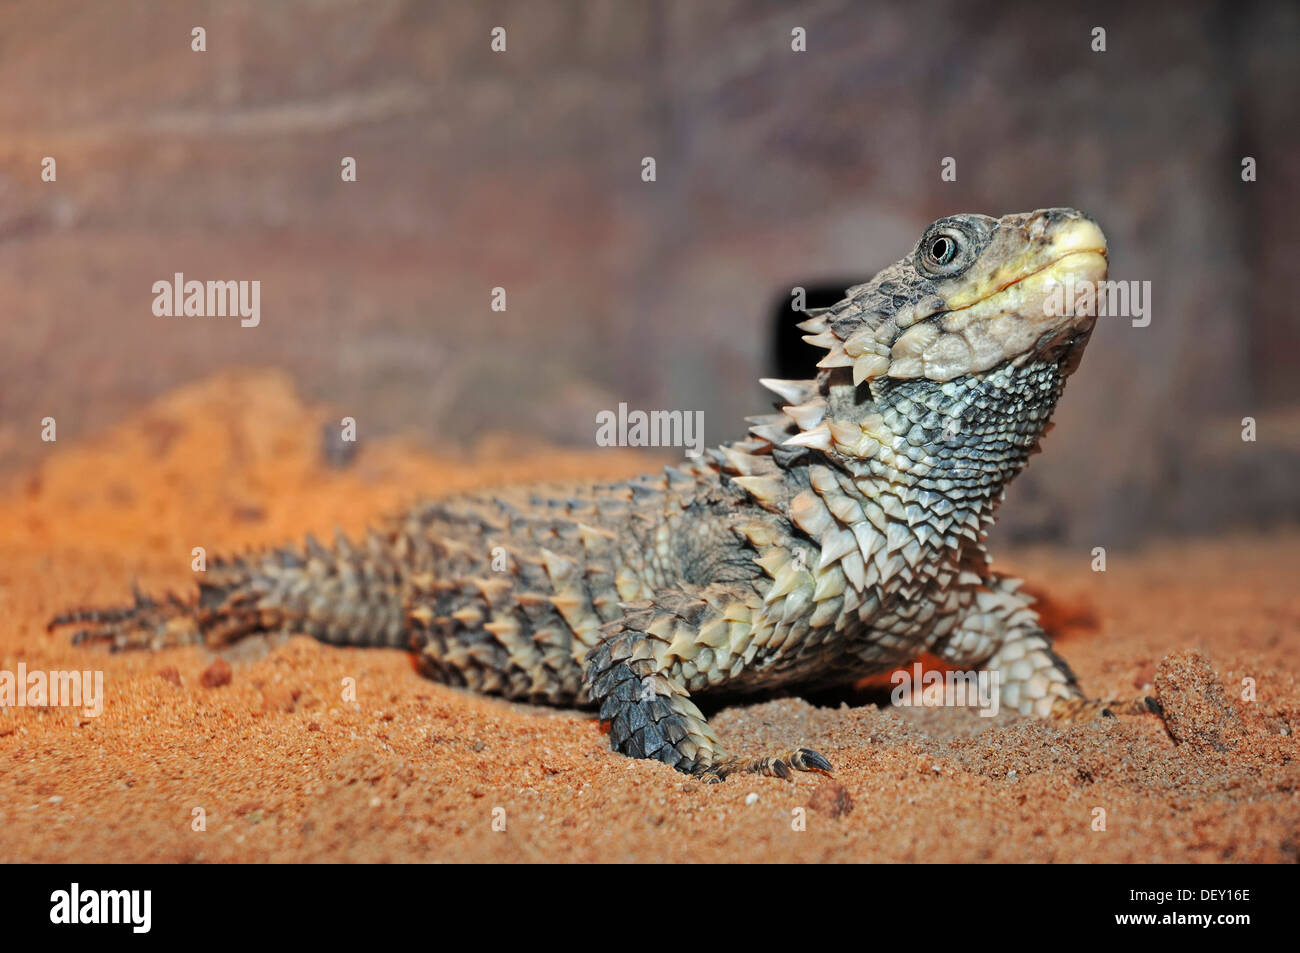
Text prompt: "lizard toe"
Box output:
[[790, 748, 833, 773], [1049, 695, 1160, 723]]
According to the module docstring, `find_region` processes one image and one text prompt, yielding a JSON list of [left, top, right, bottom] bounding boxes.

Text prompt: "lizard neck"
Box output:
[[717, 360, 1069, 610], [837, 360, 1069, 535], [739, 360, 1070, 610]]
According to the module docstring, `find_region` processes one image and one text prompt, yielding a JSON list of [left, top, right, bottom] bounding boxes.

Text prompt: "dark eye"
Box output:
[[916, 224, 970, 276], [928, 236, 956, 265]]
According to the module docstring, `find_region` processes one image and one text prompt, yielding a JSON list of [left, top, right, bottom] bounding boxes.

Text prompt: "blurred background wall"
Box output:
[[0, 0, 1296, 547]]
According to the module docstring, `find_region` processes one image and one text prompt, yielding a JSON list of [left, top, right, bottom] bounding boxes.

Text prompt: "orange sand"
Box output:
[[1, 371, 1296, 862]]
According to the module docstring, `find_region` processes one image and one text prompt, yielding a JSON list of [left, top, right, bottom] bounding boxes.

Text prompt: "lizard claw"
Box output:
[[789, 747, 833, 772]]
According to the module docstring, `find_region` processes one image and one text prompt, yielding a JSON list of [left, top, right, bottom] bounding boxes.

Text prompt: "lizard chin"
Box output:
[[1005, 247, 1108, 370]]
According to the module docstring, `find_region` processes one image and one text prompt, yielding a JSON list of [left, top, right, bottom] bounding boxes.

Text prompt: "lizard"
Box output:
[[50, 207, 1136, 781]]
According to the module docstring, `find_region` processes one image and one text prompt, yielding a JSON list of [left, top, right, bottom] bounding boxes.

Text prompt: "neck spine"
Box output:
[[724, 362, 1068, 600]]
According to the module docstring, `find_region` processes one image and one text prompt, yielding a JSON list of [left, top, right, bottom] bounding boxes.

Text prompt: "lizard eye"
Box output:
[[928, 236, 956, 264], [917, 225, 970, 277]]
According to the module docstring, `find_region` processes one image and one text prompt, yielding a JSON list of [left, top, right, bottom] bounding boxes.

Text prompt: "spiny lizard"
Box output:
[[52, 207, 1142, 780]]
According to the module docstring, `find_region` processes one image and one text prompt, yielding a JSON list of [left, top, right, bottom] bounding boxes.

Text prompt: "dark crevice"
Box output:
[[766, 280, 865, 381]]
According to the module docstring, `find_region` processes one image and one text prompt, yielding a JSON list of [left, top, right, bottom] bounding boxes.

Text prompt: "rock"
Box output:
[[1153, 651, 1243, 752], [200, 658, 233, 689], [157, 666, 182, 686], [808, 779, 854, 818]]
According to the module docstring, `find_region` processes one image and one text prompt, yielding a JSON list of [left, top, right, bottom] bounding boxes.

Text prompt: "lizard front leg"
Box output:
[[583, 586, 831, 780], [934, 570, 1152, 721]]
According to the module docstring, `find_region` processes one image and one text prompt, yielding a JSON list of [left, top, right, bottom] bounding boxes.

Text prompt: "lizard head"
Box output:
[[756, 208, 1107, 471]]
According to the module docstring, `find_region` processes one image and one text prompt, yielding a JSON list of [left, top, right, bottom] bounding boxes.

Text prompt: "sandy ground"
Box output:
[[0, 371, 1296, 863]]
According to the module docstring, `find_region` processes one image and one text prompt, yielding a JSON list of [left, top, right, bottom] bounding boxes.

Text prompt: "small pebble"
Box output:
[[808, 780, 854, 818], [1154, 650, 1242, 752], [200, 658, 232, 689]]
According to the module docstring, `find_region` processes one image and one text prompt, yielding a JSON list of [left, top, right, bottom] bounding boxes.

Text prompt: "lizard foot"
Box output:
[[1049, 694, 1162, 723], [698, 747, 832, 783], [48, 585, 199, 652]]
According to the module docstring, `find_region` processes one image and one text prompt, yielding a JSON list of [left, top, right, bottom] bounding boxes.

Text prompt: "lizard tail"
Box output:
[[51, 530, 414, 653], [48, 582, 202, 652]]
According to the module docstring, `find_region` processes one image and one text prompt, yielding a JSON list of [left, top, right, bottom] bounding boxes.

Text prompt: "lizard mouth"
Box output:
[[943, 248, 1109, 321]]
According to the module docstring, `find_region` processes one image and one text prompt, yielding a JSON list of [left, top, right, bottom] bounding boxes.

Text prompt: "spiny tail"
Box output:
[[49, 530, 420, 653]]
